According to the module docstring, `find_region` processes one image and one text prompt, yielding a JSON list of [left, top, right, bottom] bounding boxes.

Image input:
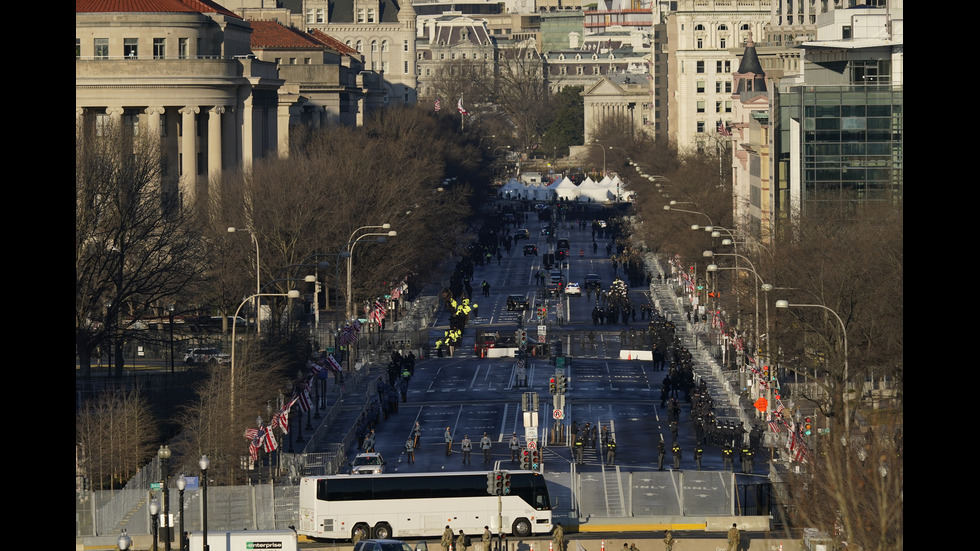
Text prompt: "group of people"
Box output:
[[569, 421, 617, 465], [440, 525, 494, 551]]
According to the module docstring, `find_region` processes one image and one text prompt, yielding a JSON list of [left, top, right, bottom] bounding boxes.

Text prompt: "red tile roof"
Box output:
[[76, 0, 239, 18], [250, 20, 324, 50], [308, 28, 359, 56]]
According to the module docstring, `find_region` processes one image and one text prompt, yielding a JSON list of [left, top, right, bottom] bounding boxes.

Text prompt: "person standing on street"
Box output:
[[445, 427, 453, 456], [722, 442, 735, 471], [405, 437, 415, 463], [509, 433, 521, 463], [441, 526, 454, 551], [606, 437, 617, 465], [456, 530, 469, 551], [414, 422, 422, 449], [552, 523, 565, 551], [657, 441, 666, 470], [694, 442, 703, 471], [573, 432, 584, 465], [482, 526, 491, 551], [461, 435, 473, 464], [481, 432, 493, 463], [672, 442, 682, 469], [727, 523, 741, 551]]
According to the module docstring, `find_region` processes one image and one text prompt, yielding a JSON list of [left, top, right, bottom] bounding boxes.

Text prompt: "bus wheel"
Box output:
[[373, 523, 393, 540], [352, 524, 370, 542], [512, 518, 532, 538]]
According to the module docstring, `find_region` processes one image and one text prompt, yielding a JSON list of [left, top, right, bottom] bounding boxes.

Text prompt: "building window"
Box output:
[[697, 121, 705, 133], [179, 38, 188, 59], [716, 101, 722, 113], [697, 101, 705, 113], [577, 66, 584, 75], [368, 9, 377, 22], [697, 81, 705, 93], [124, 38, 138, 59], [696, 37, 703, 49], [307, 8, 315, 23], [716, 60, 731, 73], [153, 38, 166, 59], [404, 40, 409, 52], [406, 61, 410, 73], [317, 9, 325, 22], [594, 65, 601, 75], [725, 101, 732, 113], [95, 38, 110, 59], [305, 57, 312, 64], [357, 9, 366, 22], [76, 38, 81, 59], [356, 40, 363, 52], [720, 37, 726, 48], [371, 40, 378, 52], [696, 60, 704, 73], [382, 40, 389, 52]]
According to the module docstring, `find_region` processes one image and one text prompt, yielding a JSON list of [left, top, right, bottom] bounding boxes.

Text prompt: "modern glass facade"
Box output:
[[776, 85, 903, 217]]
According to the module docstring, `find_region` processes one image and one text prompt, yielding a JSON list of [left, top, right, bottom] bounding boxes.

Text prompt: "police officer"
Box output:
[[480, 432, 492, 463], [606, 437, 617, 465], [741, 445, 754, 474], [657, 441, 666, 470], [694, 441, 704, 471], [573, 432, 585, 465], [445, 427, 454, 456], [722, 442, 735, 471], [672, 442, 682, 469], [461, 435, 473, 464], [509, 433, 521, 462], [405, 436, 415, 463]]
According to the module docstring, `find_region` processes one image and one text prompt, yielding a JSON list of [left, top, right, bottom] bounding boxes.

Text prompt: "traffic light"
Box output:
[[804, 417, 812, 437], [557, 373, 567, 394], [501, 471, 511, 494], [530, 449, 541, 470], [487, 471, 497, 495], [549, 377, 557, 394], [520, 450, 530, 470], [494, 471, 504, 495]]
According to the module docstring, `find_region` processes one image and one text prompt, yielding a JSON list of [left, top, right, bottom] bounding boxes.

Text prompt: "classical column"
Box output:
[[207, 106, 225, 199], [145, 106, 165, 145], [179, 106, 200, 206], [106, 106, 125, 128], [241, 96, 255, 169]]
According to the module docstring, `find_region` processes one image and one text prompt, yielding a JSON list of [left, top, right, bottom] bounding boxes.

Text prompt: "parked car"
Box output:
[[514, 229, 530, 240], [183, 348, 230, 365], [565, 282, 581, 296], [353, 539, 416, 551], [523, 244, 538, 256], [507, 295, 530, 311], [556, 238, 570, 250], [350, 452, 386, 474]]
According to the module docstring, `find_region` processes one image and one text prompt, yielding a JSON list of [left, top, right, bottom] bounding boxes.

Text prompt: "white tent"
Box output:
[[553, 177, 580, 202], [577, 177, 614, 202]]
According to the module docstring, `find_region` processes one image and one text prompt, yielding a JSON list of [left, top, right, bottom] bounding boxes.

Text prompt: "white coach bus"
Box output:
[[298, 471, 553, 540]]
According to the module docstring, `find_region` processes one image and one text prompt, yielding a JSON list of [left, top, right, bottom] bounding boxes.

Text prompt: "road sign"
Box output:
[[526, 440, 537, 450], [553, 409, 564, 420]]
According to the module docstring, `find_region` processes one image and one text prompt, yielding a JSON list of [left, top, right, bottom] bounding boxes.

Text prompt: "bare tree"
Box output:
[[75, 122, 206, 379], [76, 388, 159, 490], [494, 40, 553, 153]]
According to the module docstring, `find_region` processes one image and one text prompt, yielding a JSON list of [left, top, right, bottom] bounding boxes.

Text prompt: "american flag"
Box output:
[[457, 97, 469, 115], [717, 120, 730, 136], [244, 428, 262, 462], [435, 99, 441, 111]]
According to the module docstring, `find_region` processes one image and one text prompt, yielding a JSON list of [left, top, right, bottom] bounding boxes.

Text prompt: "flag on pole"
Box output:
[[457, 97, 469, 115], [435, 99, 441, 111], [262, 427, 278, 452], [717, 120, 730, 136]]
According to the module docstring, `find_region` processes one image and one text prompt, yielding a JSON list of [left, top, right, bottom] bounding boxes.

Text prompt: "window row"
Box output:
[[77, 37, 193, 60], [694, 60, 733, 74]]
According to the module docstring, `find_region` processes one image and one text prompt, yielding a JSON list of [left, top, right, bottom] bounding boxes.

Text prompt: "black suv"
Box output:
[[507, 295, 530, 311], [584, 273, 602, 290], [523, 244, 538, 256]]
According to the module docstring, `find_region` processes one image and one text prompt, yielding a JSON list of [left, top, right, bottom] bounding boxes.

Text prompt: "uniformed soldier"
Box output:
[[606, 438, 617, 465], [480, 432, 492, 463], [553, 523, 565, 551], [405, 437, 415, 463], [657, 441, 666, 470], [441, 526, 454, 551], [672, 442, 682, 469], [727, 523, 741, 551], [482, 526, 492, 551], [694, 441, 704, 471], [573, 432, 585, 465], [456, 530, 469, 551], [663, 530, 674, 551], [445, 427, 454, 456], [509, 433, 521, 462], [461, 435, 473, 464]]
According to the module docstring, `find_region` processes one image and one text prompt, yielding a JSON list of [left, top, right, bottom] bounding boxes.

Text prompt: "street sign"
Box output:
[[538, 325, 547, 339], [527, 440, 537, 450], [553, 409, 564, 420]]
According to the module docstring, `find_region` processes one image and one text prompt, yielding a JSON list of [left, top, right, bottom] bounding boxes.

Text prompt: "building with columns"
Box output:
[[582, 74, 654, 144], [76, 0, 286, 207]]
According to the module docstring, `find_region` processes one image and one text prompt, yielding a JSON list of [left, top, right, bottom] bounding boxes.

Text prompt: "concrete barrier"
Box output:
[[618, 350, 653, 361]]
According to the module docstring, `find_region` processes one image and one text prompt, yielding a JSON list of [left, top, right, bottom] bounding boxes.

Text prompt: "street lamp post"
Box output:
[[167, 304, 175, 375], [227, 227, 262, 334], [775, 300, 851, 434], [346, 231, 397, 324], [199, 455, 210, 551], [158, 445, 172, 551], [230, 291, 300, 416], [176, 474, 187, 551], [149, 497, 160, 551]]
